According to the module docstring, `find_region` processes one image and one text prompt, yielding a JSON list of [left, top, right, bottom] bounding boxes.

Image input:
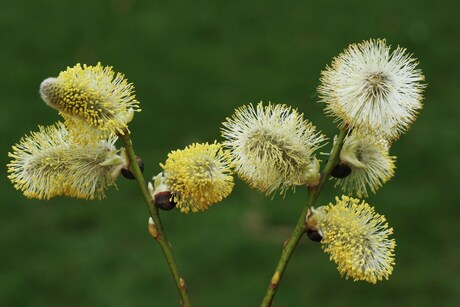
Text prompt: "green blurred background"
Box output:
[[1, 0, 459, 306]]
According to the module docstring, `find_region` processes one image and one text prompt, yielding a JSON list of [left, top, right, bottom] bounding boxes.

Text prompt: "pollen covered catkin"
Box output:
[[8, 122, 125, 200], [318, 39, 425, 141], [221, 102, 326, 196], [40, 63, 140, 142]]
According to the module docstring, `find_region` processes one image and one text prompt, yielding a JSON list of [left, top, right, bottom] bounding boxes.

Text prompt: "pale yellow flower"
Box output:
[[221, 102, 326, 195], [311, 196, 396, 284], [160, 142, 234, 213], [318, 39, 425, 141], [7, 122, 125, 200], [334, 132, 396, 197], [40, 63, 140, 142]]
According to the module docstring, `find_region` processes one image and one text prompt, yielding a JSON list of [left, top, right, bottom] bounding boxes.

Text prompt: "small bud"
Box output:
[[283, 238, 289, 248], [305, 207, 325, 242], [155, 191, 177, 211], [148, 217, 159, 239], [270, 272, 281, 289], [179, 277, 187, 290], [330, 163, 352, 178], [121, 156, 144, 179], [149, 173, 177, 211], [306, 229, 323, 242], [303, 157, 321, 187]]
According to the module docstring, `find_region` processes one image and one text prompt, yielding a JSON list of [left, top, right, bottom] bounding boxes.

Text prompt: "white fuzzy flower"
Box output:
[[333, 132, 396, 197], [221, 102, 326, 195], [7, 122, 125, 200], [318, 39, 425, 140]]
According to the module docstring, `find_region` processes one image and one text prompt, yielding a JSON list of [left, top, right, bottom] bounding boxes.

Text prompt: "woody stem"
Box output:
[[260, 128, 348, 307], [119, 131, 192, 307]]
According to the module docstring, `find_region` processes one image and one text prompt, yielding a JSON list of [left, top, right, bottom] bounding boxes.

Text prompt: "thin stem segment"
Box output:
[[119, 131, 192, 307], [260, 128, 348, 307]]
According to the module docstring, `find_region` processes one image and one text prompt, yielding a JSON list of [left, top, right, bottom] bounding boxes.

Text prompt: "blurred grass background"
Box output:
[[1, 0, 459, 306]]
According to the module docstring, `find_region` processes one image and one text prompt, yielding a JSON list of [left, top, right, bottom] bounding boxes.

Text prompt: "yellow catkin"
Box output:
[[319, 195, 396, 284], [161, 142, 234, 213], [40, 63, 140, 142]]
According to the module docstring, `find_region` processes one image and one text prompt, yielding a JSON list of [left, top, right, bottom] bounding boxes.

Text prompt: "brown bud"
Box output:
[[306, 229, 323, 242], [155, 191, 177, 211], [330, 163, 352, 178], [121, 156, 144, 179]]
